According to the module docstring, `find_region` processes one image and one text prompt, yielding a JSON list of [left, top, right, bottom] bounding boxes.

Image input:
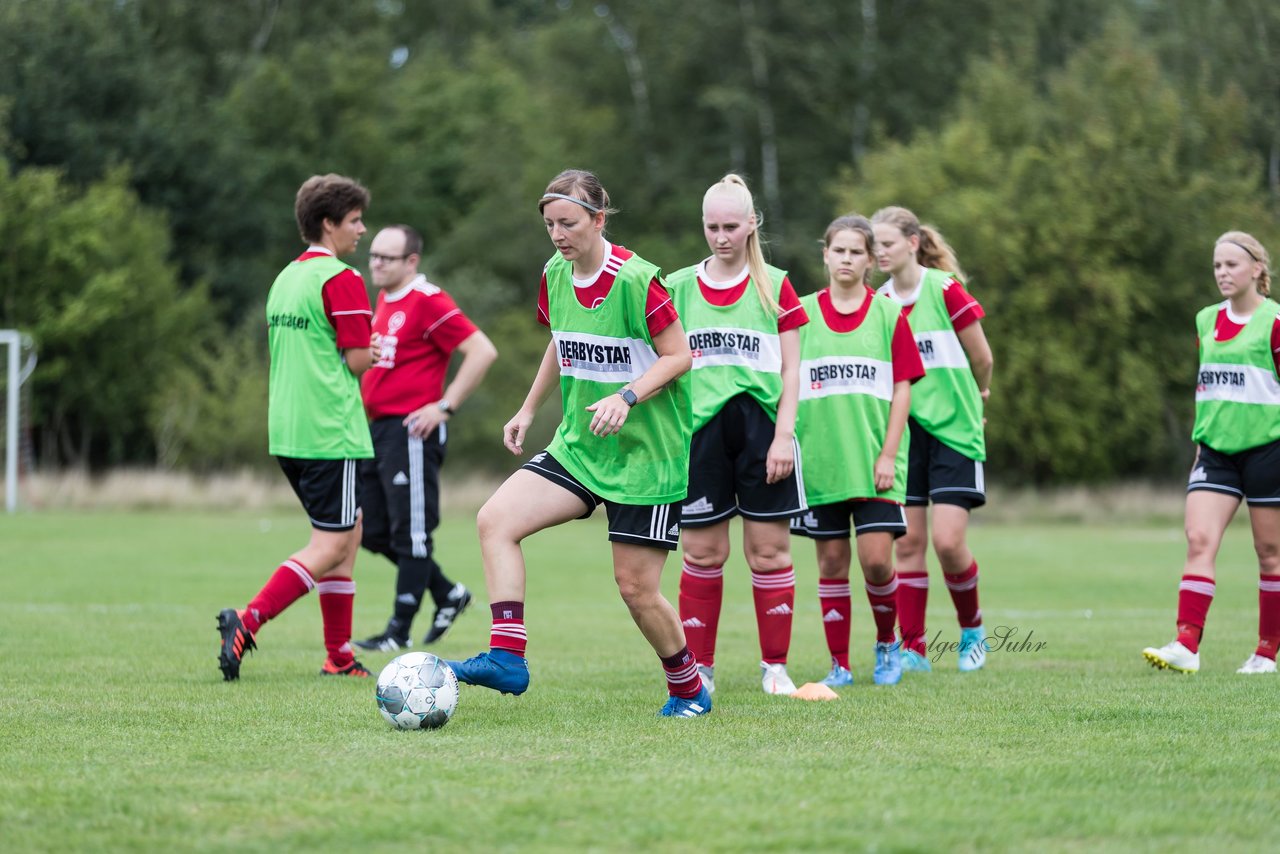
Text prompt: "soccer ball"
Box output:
[[375, 652, 459, 730]]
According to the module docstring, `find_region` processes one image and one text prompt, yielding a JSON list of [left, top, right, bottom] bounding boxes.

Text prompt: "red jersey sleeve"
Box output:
[[893, 313, 926, 384], [321, 268, 373, 349], [422, 292, 479, 352], [776, 276, 809, 333], [942, 278, 985, 332], [536, 273, 551, 328], [645, 278, 679, 337]]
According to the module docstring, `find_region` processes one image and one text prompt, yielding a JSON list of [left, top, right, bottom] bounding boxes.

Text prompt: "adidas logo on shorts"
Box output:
[[1188, 466, 1207, 483], [765, 603, 793, 616], [392, 471, 409, 486], [668, 524, 680, 537], [530, 452, 548, 464], [822, 608, 844, 623]]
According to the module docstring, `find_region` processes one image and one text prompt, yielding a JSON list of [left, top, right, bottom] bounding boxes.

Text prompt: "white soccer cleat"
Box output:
[[697, 664, 716, 694], [1236, 653, 1277, 674], [1142, 640, 1199, 674], [761, 662, 797, 695]]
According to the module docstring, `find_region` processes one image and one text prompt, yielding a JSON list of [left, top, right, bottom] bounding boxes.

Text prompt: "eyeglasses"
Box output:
[[369, 252, 411, 264]]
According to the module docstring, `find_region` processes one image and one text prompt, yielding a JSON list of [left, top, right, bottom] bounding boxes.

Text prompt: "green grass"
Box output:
[[0, 510, 1273, 852]]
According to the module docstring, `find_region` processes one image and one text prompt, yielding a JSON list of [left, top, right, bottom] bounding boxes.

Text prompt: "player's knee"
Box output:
[[932, 531, 967, 567], [683, 541, 730, 569], [1256, 540, 1280, 574], [1184, 525, 1218, 560], [861, 558, 894, 585], [615, 575, 657, 609], [476, 499, 509, 543], [745, 542, 790, 571], [816, 553, 849, 579]]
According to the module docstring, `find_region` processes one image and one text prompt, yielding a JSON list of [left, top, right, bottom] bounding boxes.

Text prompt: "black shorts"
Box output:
[[682, 394, 806, 527], [1187, 438, 1280, 506], [522, 450, 682, 551], [791, 500, 907, 540], [905, 418, 986, 509], [277, 456, 363, 531], [361, 417, 447, 561]]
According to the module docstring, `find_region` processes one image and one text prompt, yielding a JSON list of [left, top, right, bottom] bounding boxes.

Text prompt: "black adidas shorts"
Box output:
[[277, 456, 363, 531], [682, 394, 806, 527], [905, 418, 986, 510], [361, 416, 447, 561], [522, 450, 682, 551], [1187, 438, 1280, 506], [790, 500, 907, 540]]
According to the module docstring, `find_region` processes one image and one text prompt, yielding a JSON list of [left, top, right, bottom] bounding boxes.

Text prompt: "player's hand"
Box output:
[[765, 435, 794, 484], [874, 452, 895, 492], [370, 332, 384, 363], [503, 409, 534, 455], [404, 403, 448, 438], [585, 393, 630, 437]]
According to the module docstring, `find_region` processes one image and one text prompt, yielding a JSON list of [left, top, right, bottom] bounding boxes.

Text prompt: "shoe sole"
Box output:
[[422, 594, 473, 645], [1142, 650, 1197, 673]]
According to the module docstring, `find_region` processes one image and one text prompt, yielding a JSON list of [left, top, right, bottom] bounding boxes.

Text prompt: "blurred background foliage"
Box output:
[[1, 0, 1277, 484]]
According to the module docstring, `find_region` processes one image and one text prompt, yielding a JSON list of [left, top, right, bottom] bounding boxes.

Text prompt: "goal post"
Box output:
[[1, 330, 36, 513]]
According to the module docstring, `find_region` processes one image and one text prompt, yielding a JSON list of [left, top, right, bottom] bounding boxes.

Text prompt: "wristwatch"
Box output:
[[618, 388, 638, 407], [438, 399, 454, 415]]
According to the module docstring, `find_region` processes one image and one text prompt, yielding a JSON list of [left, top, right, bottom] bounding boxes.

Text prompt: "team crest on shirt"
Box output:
[[386, 311, 406, 335]]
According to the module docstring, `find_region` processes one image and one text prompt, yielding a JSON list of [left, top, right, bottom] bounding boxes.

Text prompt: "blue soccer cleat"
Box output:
[[901, 648, 933, 673], [444, 649, 530, 696], [873, 641, 903, 686], [820, 659, 854, 688], [659, 683, 713, 718], [958, 626, 989, 672]]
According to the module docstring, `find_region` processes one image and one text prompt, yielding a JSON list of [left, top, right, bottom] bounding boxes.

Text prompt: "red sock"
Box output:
[[752, 566, 795, 665], [896, 571, 929, 656], [244, 559, 315, 634], [818, 577, 852, 669], [660, 646, 702, 699], [1176, 574, 1215, 653], [489, 601, 527, 657], [317, 577, 356, 668], [865, 573, 899, 644], [944, 561, 982, 629], [678, 560, 723, 668], [1257, 577, 1280, 660]]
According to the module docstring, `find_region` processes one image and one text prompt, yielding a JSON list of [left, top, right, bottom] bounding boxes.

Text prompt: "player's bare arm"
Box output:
[[765, 327, 800, 484], [504, 340, 561, 455]]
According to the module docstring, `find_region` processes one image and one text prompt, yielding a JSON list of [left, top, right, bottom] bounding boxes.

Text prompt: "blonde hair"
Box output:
[[1215, 231, 1272, 296], [871, 206, 967, 281], [823, 215, 876, 284], [703, 174, 782, 315]]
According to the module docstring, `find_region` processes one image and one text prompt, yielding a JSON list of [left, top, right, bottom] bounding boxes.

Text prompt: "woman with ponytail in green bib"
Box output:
[[792, 216, 924, 688], [1143, 231, 1280, 676], [670, 175, 810, 696], [445, 170, 712, 717], [872, 206, 993, 674]]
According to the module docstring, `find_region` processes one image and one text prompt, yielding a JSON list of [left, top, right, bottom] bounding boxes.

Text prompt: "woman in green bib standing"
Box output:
[[445, 169, 711, 717], [872, 206, 993, 673], [1143, 231, 1280, 676], [792, 215, 924, 687], [670, 175, 810, 696]]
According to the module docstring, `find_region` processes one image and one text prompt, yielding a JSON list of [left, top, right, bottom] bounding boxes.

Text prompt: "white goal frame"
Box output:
[[1, 330, 36, 513]]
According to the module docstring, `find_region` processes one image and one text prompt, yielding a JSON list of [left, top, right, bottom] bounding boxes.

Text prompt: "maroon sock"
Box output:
[[489, 601, 527, 657], [661, 646, 703, 699], [1176, 574, 1215, 653], [678, 560, 723, 668], [244, 559, 315, 634], [818, 577, 852, 669], [752, 566, 795, 665], [865, 573, 899, 644], [1257, 577, 1280, 660], [944, 561, 982, 629], [896, 571, 929, 656], [317, 577, 355, 668]]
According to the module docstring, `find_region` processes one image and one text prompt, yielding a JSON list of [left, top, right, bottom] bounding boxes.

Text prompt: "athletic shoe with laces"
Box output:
[[444, 649, 530, 696], [422, 583, 473, 645], [1236, 653, 1277, 674], [958, 626, 989, 672], [820, 659, 854, 688], [901, 648, 933, 673], [353, 620, 412, 652], [1142, 639, 1199, 673], [697, 664, 716, 694], [761, 661, 797, 695], [216, 608, 256, 681], [873, 641, 903, 685], [659, 683, 713, 717], [320, 658, 372, 677]]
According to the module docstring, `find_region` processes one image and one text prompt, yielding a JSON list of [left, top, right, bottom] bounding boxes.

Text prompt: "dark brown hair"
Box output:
[[538, 169, 616, 216], [823, 214, 877, 284], [294, 174, 371, 243]]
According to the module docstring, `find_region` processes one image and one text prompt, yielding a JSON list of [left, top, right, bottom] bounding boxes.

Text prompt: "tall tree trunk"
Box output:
[[597, 5, 659, 184], [852, 0, 877, 165], [740, 0, 782, 235]]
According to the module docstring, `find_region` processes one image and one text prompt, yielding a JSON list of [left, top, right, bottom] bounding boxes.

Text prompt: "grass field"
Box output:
[[1, 509, 1274, 852]]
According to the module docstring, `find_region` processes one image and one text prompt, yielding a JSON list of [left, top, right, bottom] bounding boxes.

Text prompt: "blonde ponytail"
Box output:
[[871, 206, 967, 281], [704, 174, 783, 315]]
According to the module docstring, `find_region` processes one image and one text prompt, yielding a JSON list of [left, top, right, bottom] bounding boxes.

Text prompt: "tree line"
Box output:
[[1, 0, 1277, 484]]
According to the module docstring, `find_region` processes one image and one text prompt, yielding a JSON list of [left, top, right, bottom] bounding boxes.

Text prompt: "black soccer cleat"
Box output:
[[353, 619, 412, 653], [422, 584, 473, 645], [217, 608, 257, 681]]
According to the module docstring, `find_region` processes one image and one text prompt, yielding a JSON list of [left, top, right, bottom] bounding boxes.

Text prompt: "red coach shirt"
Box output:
[[362, 275, 479, 419]]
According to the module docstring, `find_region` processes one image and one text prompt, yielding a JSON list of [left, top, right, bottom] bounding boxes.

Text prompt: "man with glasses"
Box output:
[[356, 224, 498, 651]]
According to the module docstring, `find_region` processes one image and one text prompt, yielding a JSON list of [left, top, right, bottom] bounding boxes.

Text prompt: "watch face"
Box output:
[[621, 389, 638, 406]]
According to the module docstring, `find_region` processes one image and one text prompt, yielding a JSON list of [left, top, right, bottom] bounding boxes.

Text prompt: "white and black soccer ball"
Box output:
[[375, 652, 459, 730]]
